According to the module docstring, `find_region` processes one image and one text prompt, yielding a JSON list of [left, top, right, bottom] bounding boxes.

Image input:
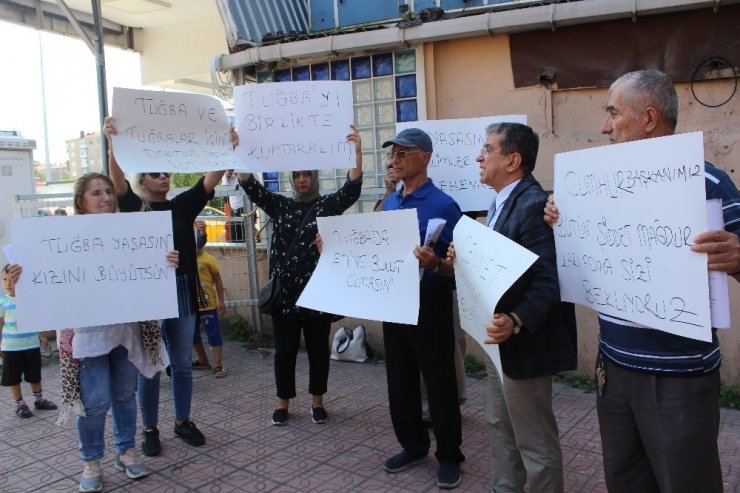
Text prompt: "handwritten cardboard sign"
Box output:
[[453, 215, 538, 382], [11, 211, 178, 331], [397, 115, 527, 212], [296, 209, 420, 324], [234, 81, 355, 172], [111, 87, 240, 173], [553, 132, 711, 341]]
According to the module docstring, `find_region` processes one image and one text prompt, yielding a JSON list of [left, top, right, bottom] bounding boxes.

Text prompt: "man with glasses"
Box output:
[[468, 122, 576, 493], [378, 128, 465, 489]]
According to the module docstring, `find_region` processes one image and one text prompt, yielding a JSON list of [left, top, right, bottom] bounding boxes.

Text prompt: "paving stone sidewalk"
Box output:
[[1, 340, 738, 492]]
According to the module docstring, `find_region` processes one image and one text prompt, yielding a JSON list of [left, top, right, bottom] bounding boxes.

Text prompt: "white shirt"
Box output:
[[487, 178, 521, 228]]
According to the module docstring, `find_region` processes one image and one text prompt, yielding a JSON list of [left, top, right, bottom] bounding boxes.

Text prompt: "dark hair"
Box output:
[[73, 172, 118, 215], [2, 264, 9, 274], [484, 122, 539, 173], [611, 70, 678, 131]]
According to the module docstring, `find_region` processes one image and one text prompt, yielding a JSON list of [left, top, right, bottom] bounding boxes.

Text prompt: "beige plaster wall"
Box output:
[[137, 17, 228, 87], [426, 34, 740, 385]]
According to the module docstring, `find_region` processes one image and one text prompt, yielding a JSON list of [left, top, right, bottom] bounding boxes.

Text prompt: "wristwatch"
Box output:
[[431, 257, 442, 273], [509, 313, 521, 335]]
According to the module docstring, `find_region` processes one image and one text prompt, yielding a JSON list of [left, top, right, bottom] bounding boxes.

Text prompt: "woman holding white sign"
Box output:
[[237, 125, 363, 426], [104, 117, 231, 456], [13, 173, 175, 493]]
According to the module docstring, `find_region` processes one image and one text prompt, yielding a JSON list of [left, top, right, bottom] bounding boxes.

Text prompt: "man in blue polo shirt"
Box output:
[[379, 128, 465, 489], [545, 69, 740, 493]]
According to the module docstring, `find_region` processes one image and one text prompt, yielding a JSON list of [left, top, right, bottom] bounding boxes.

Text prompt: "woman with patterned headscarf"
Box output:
[[238, 125, 363, 426]]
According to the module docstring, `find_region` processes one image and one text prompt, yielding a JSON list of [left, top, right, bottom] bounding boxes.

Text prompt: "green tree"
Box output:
[[171, 172, 204, 188]]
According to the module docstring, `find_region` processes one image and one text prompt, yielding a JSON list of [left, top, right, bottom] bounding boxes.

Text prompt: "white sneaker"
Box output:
[[79, 460, 102, 493], [115, 448, 150, 479]]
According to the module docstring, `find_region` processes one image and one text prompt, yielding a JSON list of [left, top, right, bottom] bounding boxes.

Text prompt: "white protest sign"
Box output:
[[397, 115, 527, 212], [296, 209, 420, 324], [111, 87, 240, 173], [453, 215, 538, 382], [11, 212, 178, 331], [707, 199, 731, 329], [234, 81, 355, 172], [553, 131, 711, 341]]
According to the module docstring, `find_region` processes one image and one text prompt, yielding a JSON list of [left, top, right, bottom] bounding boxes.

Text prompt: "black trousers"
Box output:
[[271, 314, 331, 400], [383, 282, 464, 464]]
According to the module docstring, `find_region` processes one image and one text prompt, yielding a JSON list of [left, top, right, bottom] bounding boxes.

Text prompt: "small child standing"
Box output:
[[0, 264, 57, 418], [191, 230, 227, 378]]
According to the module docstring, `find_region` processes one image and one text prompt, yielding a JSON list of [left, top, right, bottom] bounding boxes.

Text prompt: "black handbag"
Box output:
[[258, 276, 282, 314], [257, 204, 317, 315]]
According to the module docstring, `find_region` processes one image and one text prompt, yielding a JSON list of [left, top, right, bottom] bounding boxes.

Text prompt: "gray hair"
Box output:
[[611, 70, 678, 131], [484, 122, 539, 173]]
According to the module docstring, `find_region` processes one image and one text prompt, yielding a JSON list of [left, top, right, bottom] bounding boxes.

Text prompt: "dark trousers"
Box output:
[[597, 355, 722, 493], [383, 282, 464, 464], [271, 314, 331, 400]]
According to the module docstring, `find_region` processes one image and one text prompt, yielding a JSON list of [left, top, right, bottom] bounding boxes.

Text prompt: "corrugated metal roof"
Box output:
[[217, 0, 310, 47]]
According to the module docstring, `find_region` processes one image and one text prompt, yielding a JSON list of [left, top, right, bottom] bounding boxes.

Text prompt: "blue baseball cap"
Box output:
[[382, 128, 433, 152]]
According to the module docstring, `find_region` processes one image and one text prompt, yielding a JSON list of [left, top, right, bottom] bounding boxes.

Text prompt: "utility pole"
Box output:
[[91, 0, 109, 175], [37, 31, 52, 183]]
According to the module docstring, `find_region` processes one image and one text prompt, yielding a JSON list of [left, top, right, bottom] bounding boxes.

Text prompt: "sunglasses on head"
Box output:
[[148, 172, 171, 179]]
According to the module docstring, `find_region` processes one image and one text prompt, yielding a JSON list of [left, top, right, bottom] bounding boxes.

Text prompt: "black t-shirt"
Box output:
[[117, 178, 213, 277]]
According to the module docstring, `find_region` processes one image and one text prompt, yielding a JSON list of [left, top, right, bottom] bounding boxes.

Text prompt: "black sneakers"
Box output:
[[383, 450, 429, 473], [271, 408, 288, 426], [174, 420, 205, 447], [34, 399, 58, 411], [310, 406, 327, 424], [141, 427, 161, 457]]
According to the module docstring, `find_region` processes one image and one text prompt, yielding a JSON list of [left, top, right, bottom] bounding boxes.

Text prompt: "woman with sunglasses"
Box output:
[[237, 125, 363, 426], [103, 117, 232, 456]]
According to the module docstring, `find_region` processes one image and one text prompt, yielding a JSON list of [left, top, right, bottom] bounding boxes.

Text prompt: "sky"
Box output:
[[0, 20, 142, 164]]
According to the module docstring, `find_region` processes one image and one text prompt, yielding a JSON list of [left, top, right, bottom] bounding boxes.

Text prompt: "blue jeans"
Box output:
[[77, 345, 138, 461], [138, 314, 196, 425]]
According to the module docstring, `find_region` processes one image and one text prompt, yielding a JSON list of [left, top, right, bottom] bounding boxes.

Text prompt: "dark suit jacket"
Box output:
[[488, 173, 577, 380]]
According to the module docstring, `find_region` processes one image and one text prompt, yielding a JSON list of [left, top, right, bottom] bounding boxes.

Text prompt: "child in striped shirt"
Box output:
[[0, 264, 57, 418]]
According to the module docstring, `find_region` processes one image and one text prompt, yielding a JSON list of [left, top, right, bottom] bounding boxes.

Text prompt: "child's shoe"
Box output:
[[79, 460, 103, 492], [34, 398, 58, 411], [115, 448, 149, 479], [15, 404, 33, 418]]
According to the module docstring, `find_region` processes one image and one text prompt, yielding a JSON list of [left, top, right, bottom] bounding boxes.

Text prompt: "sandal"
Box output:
[[214, 367, 227, 378]]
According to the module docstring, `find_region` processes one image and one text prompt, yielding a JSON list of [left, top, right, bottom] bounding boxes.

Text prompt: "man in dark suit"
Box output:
[[477, 122, 577, 493]]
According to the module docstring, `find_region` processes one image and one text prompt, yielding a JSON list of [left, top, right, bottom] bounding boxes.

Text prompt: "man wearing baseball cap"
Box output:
[[378, 128, 465, 489]]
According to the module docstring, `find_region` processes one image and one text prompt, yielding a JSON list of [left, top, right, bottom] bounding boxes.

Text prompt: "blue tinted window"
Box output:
[[373, 53, 394, 77], [274, 69, 292, 82], [351, 56, 371, 79], [331, 60, 350, 80], [292, 66, 310, 81], [311, 63, 330, 80], [262, 172, 280, 191], [396, 99, 418, 122], [395, 74, 417, 99]]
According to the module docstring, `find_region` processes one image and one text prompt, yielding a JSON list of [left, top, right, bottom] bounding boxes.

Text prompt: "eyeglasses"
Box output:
[[479, 145, 504, 157], [148, 172, 172, 179], [386, 150, 424, 160]]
